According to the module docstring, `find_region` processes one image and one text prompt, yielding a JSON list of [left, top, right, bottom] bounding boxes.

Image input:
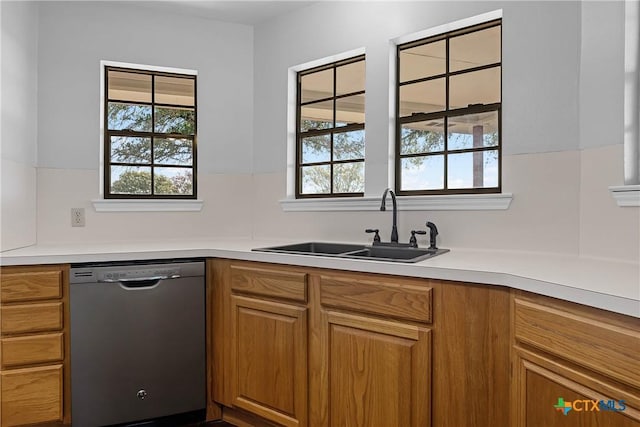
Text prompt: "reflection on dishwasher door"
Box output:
[[70, 260, 206, 427]]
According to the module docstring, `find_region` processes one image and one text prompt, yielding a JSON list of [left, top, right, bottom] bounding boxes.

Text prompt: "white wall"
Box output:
[[6, 1, 637, 263], [251, 1, 639, 262], [578, 1, 638, 261], [35, 1, 255, 243], [1, 1, 38, 251]]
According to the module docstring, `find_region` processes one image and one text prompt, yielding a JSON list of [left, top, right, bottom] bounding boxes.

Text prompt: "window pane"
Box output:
[[110, 136, 151, 164], [448, 150, 499, 189], [400, 155, 444, 191], [449, 67, 500, 109], [399, 78, 445, 117], [334, 130, 365, 160], [301, 69, 333, 103], [400, 40, 446, 82], [154, 106, 195, 134], [300, 100, 333, 131], [301, 135, 331, 164], [107, 103, 152, 131], [334, 162, 364, 193], [155, 75, 195, 106], [108, 71, 151, 103], [154, 167, 193, 195], [401, 120, 445, 154], [448, 111, 499, 150], [154, 138, 193, 165], [336, 60, 365, 95], [450, 26, 501, 72], [110, 166, 152, 195], [301, 165, 331, 194], [335, 94, 365, 127]]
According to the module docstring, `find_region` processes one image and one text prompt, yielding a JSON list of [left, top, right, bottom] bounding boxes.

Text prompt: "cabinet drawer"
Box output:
[[1, 364, 63, 426], [1, 302, 63, 335], [1, 333, 64, 368], [319, 273, 432, 323], [1, 269, 62, 303], [230, 264, 307, 303], [514, 297, 640, 389]]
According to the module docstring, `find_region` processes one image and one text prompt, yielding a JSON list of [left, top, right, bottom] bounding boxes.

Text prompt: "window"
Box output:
[[396, 20, 501, 195], [104, 66, 197, 199], [296, 55, 365, 198]]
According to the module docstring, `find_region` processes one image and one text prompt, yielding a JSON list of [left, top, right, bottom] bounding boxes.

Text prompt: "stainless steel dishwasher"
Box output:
[[70, 259, 206, 427]]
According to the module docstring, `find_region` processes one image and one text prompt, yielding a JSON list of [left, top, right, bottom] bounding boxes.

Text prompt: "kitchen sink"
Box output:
[[253, 242, 367, 255], [342, 246, 449, 263], [252, 242, 448, 263]]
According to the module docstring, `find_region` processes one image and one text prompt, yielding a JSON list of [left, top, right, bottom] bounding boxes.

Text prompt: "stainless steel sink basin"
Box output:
[[252, 242, 448, 263], [253, 242, 366, 255], [342, 246, 449, 263]]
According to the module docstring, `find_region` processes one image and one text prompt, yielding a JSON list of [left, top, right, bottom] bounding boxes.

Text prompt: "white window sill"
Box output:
[[280, 193, 513, 212], [92, 199, 204, 212], [609, 185, 640, 207]]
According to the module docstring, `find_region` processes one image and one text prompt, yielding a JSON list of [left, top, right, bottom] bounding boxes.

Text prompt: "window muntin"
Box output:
[[396, 20, 501, 195], [296, 56, 365, 198], [104, 66, 197, 199]]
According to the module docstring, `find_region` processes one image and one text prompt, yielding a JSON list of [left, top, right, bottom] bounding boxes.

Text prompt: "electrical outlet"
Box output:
[[71, 208, 85, 227]]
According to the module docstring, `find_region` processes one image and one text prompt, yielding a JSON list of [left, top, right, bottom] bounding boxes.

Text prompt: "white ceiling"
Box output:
[[128, 0, 317, 25]]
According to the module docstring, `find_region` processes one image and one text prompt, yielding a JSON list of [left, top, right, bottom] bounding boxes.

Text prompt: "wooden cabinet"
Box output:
[[315, 310, 431, 427], [210, 261, 309, 427], [0, 265, 70, 427], [511, 291, 640, 427], [210, 259, 511, 427], [309, 271, 432, 427]]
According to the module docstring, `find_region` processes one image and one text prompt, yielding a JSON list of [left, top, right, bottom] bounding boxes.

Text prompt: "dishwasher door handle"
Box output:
[[99, 275, 181, 289]]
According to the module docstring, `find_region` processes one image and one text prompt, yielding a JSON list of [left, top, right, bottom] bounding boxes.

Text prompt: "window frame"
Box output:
[[395, 19, 502, 196], [295, 54, 366, 199], [103, 65, 198, 200]]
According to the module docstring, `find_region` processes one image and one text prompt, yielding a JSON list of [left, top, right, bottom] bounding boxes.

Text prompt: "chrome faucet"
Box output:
[[380, 188, 399, 244]]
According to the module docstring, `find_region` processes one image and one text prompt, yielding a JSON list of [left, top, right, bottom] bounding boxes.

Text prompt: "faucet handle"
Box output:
[[365, 228, 381, 243], [409, 230, 427, 248]]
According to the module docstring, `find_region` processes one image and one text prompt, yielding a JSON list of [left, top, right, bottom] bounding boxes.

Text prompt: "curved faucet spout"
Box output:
[[380, 188, 399, 243], [426, 221, 439, 249]]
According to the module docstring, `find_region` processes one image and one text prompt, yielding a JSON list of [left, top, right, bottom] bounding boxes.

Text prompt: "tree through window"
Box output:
[[104, 66, 197, 198], [296, 56, 365, 198], [396, 20, 501, 195]]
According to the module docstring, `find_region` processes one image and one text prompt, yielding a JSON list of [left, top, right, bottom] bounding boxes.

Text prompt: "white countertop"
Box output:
[[1, 238, 639, 318]]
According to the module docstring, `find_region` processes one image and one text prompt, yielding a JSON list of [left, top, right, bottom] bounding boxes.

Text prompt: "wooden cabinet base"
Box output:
[[211, 260, 513, 427], [0, 264, 70, 427]]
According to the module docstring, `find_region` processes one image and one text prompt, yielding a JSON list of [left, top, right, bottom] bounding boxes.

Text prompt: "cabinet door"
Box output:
[[230, 295, 307, 427], [0, 364, 63, 426], [513, 350, 640, 427], [313, 310, 431, 427]]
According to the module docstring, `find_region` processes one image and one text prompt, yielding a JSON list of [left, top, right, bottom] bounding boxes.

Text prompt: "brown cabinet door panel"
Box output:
[[1, 302, 64, 335], [1, 364, 63, 426], [319, 273, 432, 323], [1, 269, 62, 303], [1, 333, 64, 368], [230, 264, 308, 303], [230, 295, 307, 427], [514, 297, 640, 390], [324, 311, 431, 427], [514, 356, 640, 427]]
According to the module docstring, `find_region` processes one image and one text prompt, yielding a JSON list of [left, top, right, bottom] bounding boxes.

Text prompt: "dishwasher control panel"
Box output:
[[70, 260, 204, 284], [100, 267, 180, 282]]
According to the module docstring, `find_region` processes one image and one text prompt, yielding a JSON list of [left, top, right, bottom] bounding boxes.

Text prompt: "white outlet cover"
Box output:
[[71, 208, 85, 227]]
